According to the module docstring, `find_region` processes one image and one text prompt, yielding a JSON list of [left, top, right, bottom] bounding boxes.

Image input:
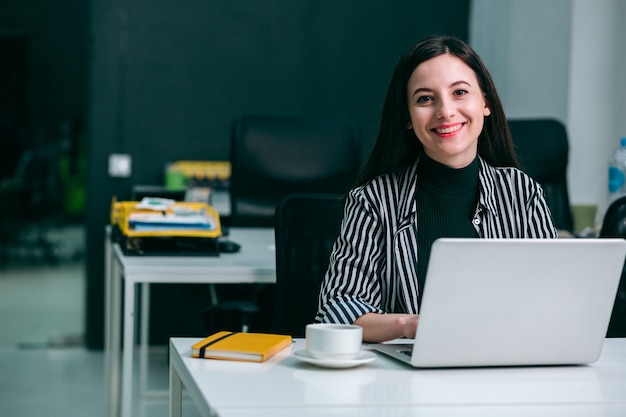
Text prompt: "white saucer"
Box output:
[[293, 349, 376, 368]]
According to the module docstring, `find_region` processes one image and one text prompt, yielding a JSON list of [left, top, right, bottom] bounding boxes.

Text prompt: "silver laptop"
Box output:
[[374, 238, 626, 368]]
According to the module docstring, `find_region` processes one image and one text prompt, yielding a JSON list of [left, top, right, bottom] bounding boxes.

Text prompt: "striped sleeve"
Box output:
[[315, 185, 389, 324]]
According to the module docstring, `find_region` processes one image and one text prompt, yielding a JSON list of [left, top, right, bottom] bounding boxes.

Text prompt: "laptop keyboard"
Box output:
[[400, 349, 413, 357]]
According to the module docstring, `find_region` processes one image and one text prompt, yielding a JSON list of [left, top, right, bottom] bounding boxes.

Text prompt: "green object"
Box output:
[[165, 168, 187, 190], [572, 204, 598, 234], [59, 154, 87, 216]]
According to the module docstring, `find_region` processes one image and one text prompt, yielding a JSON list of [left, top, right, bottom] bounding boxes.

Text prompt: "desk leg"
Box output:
[[139, 282, 150, 396], [104, 234, 113, 417], [121, 278, 136, 417], [169, 352, 183, 417], [108, 250, 122, 417]]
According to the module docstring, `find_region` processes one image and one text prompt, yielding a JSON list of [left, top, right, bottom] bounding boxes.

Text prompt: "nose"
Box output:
[[435, 97, 456, 119]]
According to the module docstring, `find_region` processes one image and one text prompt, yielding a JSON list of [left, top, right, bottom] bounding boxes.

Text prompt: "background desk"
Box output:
[[105, 228, 275, 417], [170, 338, 626, 417]]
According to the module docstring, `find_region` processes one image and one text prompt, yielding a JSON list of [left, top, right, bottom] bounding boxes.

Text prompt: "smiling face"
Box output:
[[406, 53, 491, 168]]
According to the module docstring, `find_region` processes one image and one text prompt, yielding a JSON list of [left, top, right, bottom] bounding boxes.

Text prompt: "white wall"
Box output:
[[470, 0, 572, 122], [470, 0, 626, 214], [567, 0, 625, 210]]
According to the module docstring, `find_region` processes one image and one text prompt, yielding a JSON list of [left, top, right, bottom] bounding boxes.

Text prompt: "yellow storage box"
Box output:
[[110, 198, 222, 255]]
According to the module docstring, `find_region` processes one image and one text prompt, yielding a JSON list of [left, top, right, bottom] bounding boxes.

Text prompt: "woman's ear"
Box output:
[[483, 96, 491, 116], [405, 122, 413, 129]]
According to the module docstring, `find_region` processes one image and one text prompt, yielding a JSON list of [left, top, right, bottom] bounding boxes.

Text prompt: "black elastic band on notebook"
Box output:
[[199, 332, 237, 358]]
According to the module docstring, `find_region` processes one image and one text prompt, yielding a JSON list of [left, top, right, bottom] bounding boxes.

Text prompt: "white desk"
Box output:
[[104, 228, 276, 417], [170, 337, 626, 417]]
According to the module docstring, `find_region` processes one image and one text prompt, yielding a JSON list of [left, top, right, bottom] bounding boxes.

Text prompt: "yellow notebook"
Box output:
[[191, 331, 293, 362]]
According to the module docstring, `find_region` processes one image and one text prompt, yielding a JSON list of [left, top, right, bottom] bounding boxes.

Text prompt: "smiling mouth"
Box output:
[[433, 124, 463, 134]]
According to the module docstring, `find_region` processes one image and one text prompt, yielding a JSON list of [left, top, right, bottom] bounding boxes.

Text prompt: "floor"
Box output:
[[0, 225, 201, 417]]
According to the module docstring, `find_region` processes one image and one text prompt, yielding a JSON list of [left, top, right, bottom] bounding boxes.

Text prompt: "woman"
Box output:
[[315, 35, 558, 343]]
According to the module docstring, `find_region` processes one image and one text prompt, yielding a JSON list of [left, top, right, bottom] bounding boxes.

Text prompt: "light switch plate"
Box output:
[[109, 154, 132, 177]]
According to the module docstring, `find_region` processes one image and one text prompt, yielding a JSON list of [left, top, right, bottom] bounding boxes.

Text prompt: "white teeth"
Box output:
[[435, 125, 461, 134]]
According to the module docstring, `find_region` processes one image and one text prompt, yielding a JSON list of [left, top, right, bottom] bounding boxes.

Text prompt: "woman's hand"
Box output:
[[354, 313, 419, 343], [397, 314, 419, 339]]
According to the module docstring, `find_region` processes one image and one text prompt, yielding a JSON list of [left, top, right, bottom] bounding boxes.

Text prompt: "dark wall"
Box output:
[[0, 1, 89, 173], [86, 0, 470, 349], [0, 36, 28, 178]]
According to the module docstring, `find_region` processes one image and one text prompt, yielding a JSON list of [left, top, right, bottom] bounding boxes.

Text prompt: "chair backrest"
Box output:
[[229, 114, 360, 227], [599, 195, 626, 337], [11, 146, 62, 220], [508, 118, 574, 232], [601, 196, 626, 238], [271, 193, 344, 337]]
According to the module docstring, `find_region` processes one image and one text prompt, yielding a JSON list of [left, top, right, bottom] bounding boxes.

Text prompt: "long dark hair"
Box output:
[[355, 35, 518, 187]]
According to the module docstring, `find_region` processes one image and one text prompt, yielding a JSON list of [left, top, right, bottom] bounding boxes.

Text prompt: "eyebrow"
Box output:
[[411, 80, 472, 97]]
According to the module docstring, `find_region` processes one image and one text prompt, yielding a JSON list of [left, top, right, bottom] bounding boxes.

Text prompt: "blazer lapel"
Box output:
[[391, 161, 420, 314]]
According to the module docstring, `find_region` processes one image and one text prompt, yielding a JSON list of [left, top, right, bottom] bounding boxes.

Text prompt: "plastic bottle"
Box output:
[[608, 137, 626, 203]]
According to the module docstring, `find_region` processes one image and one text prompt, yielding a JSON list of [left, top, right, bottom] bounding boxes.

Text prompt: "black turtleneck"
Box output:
[[416, 154, 480, 298]]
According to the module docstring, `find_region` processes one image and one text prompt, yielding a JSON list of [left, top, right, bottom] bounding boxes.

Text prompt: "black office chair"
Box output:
[[599, 195, 626, 337], [271, 193, 344, 337], [229, 114, 360, 227], [0, 146, 63, 264], [509, 118, 574, 233], [203, 114, 360, 334]]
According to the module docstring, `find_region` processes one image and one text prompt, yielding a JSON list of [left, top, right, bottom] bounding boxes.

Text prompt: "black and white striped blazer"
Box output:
[[316, 156, 558, 324]]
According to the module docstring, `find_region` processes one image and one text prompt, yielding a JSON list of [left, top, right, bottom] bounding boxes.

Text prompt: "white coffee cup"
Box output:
[[305, 323, 362, 360]]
